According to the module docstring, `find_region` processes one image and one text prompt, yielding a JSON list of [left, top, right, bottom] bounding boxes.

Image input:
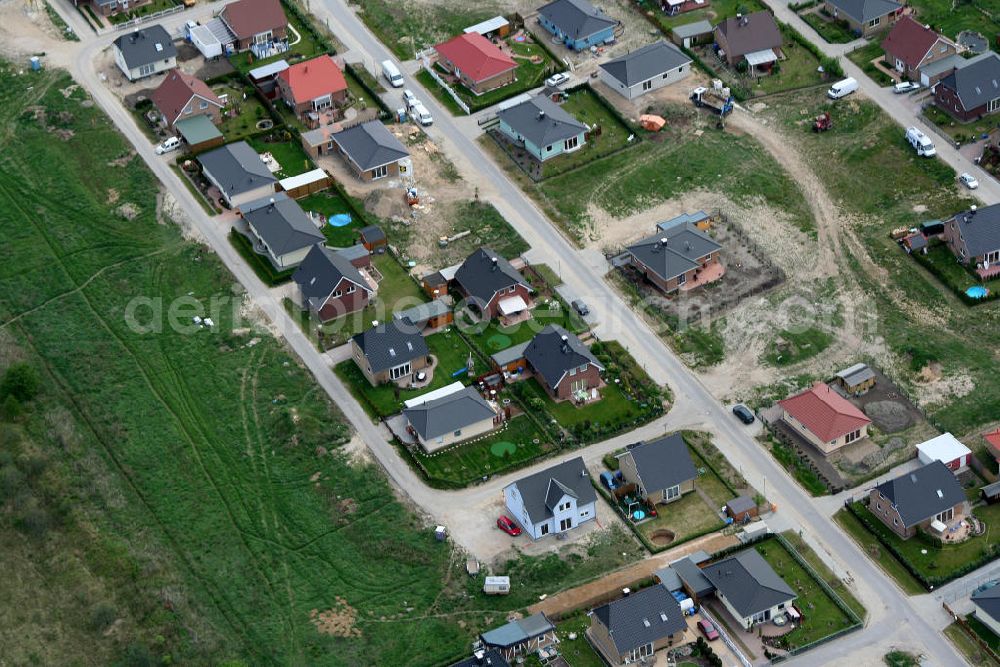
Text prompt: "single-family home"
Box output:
[[151, 69, 224, 129], [324, 120, 411, 181], [714, 12, 783, 73], [448, 648, 510, 667], [480, 613, 557, 662], [453, 247, 533, 319], [496, 95, 588, 162], [351, 320, 431, 386], [435, 33, 518, 94], [972, 586, 1000, 638], [598, 40, 692, 100], [112, 25, 177, 82], [219, 0, 289, 52], [834, 362, 876, 396], [869, 460, 967, 540], [292, 244, 373, 321], [985, 428, 1000, 467], [240, 193, 325, 270], [701, 549, 797, 630], [615, 433, 697, 505], [198, 141, 278, 208], [778, 382, 871, 455], [537, 0, 619, 52], [881, 17, 958, 83], [75, 0, 152, 17], [276, 55, 349, 117], [503, 457, 597, 539], [523, 325, 604, 402], [403, 384, 501, 452], [916, 433, 972, 472], [824, 0, 902, 37], [589, 585, 687, 666], [942, 203, 1000, 279], [934, 51, 1000, 121], [626, 222, 723, 294], [671, 20, 714, 49]]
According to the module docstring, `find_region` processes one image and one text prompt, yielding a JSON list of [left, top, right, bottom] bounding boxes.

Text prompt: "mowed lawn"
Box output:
[[0, 64, 493, 666]]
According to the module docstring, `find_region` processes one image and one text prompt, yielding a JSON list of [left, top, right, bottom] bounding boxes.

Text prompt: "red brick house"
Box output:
[[292, 244, 373, 321], [778, 382, 871, 456], [276, 55, 348, 117], [524, 325, 604, 402], [934, 52, 1000, 121], [713, 11, 783, 73], [219, 0, 289, 53], [151, 69, 224, 129], [434, 33, 518, 94], [869, 460, 966, 540], [942, 203, 1000, 280], [453, 247, 533, 320], [881, 17, 957, 83], [626, 221, 723, 294], [984, 428, 1000, 466]]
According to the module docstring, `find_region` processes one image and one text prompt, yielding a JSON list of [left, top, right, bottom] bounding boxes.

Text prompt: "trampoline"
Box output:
[[328, 213, 352, 227]]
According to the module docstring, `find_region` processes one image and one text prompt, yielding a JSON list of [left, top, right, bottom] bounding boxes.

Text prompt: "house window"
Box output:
[[893, 517, 899, 526], [139, 63, 155, 76], [559, 518, 572, 531], [371, 164, 388, 180], [936, 508, 954, 522], [558, 501, 570, 512], [876, 502, 882, 511], [199, 100, 208, 110], [642, 80, 653, 91], [580, 509, 589, 518], [546, 144, 553, 152], [989, 97, 1000, 113], [845, 429, 863, 444], [752, 609, 771, 624], [346, 284, 356, 294], [569, 367, 577, 376], [564, 136, 579, 151], [985, 250, 999, 264], [184, 105, 193, 115], [665, 484, 681, 500], [389, 362, 411, 380], [678, 273, 687, 285], [453, 429, 462, 437], [333, 290, 343, 298], [540, 524, 550, 536], [868, 17, 880, 27]]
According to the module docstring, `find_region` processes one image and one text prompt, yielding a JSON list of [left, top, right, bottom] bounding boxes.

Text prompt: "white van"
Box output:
[[483, 576, 510, 595], [381, 60, 404, 88], [413, 102, 433, 126], [155, 136, 182, 154], [906, 126, 936, 157], [827, 77, 858, 99]]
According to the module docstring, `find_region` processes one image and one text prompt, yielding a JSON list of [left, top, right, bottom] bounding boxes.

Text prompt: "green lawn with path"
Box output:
[[299, 190, 363, 247], [834, 508, 927, 594], [247, 136, 314, 179]]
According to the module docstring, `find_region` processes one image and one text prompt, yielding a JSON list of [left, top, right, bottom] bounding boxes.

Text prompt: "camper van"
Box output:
[[483, 576, 510, 595], [381, 60, 404, 88], [905, 126, 936, 157], [827, 77, 858, 99]]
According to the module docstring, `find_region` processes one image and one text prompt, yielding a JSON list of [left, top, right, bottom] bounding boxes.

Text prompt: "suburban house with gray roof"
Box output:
[[626, 221, 723, 294], [319, 120, 411, 181], [972, 585, 1000, 639], [503, 457, 597, 539], [240, 193, 325, 270], [479, 613, 556, 661], [113, 25, 178, 82], [671, 554, 715, 602], [942, 203, 1000, 279], [448, 648, 510, 667], [537, 0, 619, 51], [199, 141, 278, 208], [454, 247, 533, 320], [496, 96, 588, 162], [292, 244, 373, 321], [824, 0, 902, 38], [523, 325, 604, 402], [616, 433, 697, 505], [351, 319, 431, 387], [869, 460, 967, 539], [714, 12, 783, 72], [589, 584, 687, 666], [934, 51, 1000, 122], [701, 549, 797, 629], [598, 41, 691, 100], [403, 385, 500, 452]]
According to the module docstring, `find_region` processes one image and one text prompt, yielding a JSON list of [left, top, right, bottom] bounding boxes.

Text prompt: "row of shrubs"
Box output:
[[910, 243, 1000, 306]]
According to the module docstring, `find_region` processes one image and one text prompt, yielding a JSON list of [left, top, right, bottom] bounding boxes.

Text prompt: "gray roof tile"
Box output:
[[972, 585, 1000, 623], [939, 52, 1000, 113], [600, 41, 691, 87], [538, 0, 617, 40], [593, 585, 686, 655], [403, 386, 496, 440], [701, 549, 796, 618], [874, 460, 965, 527], [619, 433, 697, 494], [242, 193, 325, 257], [352, 320, 429, 374], [497, 96, 588, 150], [331, 120, 410, 172], [199, 141, 277, 198], [293, 244, 371, 309], [523, 325, 602, 390], [505, 457, 596, 525], [454, 247, 530, 306], [113, 24, 177, 69], [670, 556, 715, 597], [627, 223, 721, 282], [827, 0, 902, 24]]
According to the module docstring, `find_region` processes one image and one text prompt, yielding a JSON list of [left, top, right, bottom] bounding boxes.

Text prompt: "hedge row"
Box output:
[[911, 246, 999, 306], [781, 21, 844, 78]]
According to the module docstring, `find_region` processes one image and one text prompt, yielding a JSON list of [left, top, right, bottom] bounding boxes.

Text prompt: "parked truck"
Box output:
[[690, 86, 733, 116]]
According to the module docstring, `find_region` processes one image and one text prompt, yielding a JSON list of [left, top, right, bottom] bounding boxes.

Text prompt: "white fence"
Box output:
[[114, 4, 184, 31], [417, 51, 471, 115], [699, 608, 752, 667]]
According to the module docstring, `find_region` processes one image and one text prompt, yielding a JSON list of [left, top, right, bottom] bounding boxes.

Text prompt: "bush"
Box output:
[[89, 602, 117, 632], [0, 363, 40, 402], [1, 395, 22, 421]]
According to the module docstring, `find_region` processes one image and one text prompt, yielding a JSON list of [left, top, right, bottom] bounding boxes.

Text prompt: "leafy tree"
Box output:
[[0, 363, 39, 403]]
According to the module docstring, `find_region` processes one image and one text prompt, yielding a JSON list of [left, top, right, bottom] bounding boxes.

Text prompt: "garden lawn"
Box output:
[[478, 304, 587, 351], [229, 8, 326, 74], [247, 137, 314, 178], [847, 41, 896, 86], [635, 490, 725, 544], [554, 614, 606, 667], [800, 10, 856, 44], [834, 508, 926, 595], [445, 200, 530, 261], [780, 531, 867, 621], [519, 378, 650, 430], [907, 0, 1000, 41], [751, 30, 825, 95], [763, 327, 835, 366], [944, 622, 997, 667], [299, 190, 363, 247], [411, 415, 553, 486], [754, 539, 857, 649], [215, 84, 270, 143], [107, 0, 178, 24], [637, 0, 766, 31], [352, 0, 503, 60], [967, 614, 1000, 652], [539, 87, 634, 178], [913, 242, 1000, 300], [414, 69, 466, 116], [923, 103, 996, 145]]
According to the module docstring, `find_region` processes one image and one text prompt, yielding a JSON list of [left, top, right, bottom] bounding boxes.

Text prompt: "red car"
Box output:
[[497, 516, 522, 536], [697, 619, 719, 641]]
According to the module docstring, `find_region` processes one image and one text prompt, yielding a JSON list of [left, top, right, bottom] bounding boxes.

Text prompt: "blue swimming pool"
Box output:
[[966, 285, 989, 299], [328, 213, 352, 227]]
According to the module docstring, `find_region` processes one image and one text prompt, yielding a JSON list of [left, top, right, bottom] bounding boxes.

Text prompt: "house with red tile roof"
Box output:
[[434, 33, 518, 94], [984, 428, 1000, 465], [276, 55, 348, 117], [881, 17, 957, 84], [778, 382, 871, 455], [219, 0, 288, 52], [151, 70, 224, 129]]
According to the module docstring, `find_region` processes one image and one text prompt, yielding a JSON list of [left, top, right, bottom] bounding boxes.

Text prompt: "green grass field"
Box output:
[[351, 0, 503, 59], [634, 487, 725, 543], [780, 531, 867, 621], [800, 10, 857, 44], [834, 508, 927, 595], [637, 0, 767, 31], [847, 41, 896, 86], [908, 0, 1000, 40], [299, 190, 363, 247], [763, 327, 835, 367], [539, 87, 635, 178], [215, 83, 271, 144], [751, 29, 826, 95], [247, 136, 314, 179]]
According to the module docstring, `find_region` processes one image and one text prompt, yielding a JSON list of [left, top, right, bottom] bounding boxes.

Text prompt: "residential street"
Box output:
[[37, 0, 990, 664]]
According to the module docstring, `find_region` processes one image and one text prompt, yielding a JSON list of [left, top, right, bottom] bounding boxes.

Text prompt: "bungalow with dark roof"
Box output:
[[523, 325, 604, 402], [598, 40, 691, 100], [240, 193, 325, 270], [869, 460, 967, 539], [112, 25, 177, 82], [219, 0, 289, 52], [503, 457, 597, 539], [615, 433, 697, 505], [824, 0, 902, 37], [589, 584, 687, 666], [435, 33, 518, 94], [714, 12, 783, 73], [537, 0, 619, 51], [402, 384, 500, 452], [778, 382, 871, 455], [942, 203, 1000, 279], [198, 141, 277, 208], [151, 70, 223, 129], [972, 585, 1000, 638], [351, 319, 431, 386], [934, 52, 1000, 121], [453, 247, 533, 320], [292, 244, 373, 320], [276, 55, 348, 117], [626, 222, 723, 294], [881, 17, 957, 83], [324, 120, 411, 181], [496, 95, 588, 162], [448, 648, 510, 667], [701, 549, 797, 629]]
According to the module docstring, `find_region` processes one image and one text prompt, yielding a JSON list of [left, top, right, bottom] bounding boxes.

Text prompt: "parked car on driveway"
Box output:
[[572, 299, 589, 317], [545, 72, 570, 88], [402, 89, 416, 108], [893, 81, 920, 94], [497, 516, 522, 536], [959, 172, 979, 189], [155, 136, 181, 154], [732, 404, 755, 424], [698, 618, 720, 640]]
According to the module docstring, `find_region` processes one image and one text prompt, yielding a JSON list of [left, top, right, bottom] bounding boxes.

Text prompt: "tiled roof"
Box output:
[[278, 55, 347, 103], [151, 69, 222, 124], [435, 33, 517, 83], [779, 382, 871, 442]]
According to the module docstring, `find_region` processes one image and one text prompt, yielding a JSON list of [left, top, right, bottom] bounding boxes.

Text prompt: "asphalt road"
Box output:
[[47, 0, 978, 663]]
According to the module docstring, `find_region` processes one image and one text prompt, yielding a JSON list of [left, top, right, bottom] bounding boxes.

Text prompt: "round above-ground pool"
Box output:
[[327, 213, 352, 227], [967, 285, 990, 299]]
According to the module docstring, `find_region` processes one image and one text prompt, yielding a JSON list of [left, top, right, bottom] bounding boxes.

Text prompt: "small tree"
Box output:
[[0, 363, 39, 403]]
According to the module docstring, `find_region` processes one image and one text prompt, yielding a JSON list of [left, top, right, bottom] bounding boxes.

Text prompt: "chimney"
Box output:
[[622, 587, 631, 597], [538, 110, 546, 120], [268, 197, 276, 212], [660, 237, 669, 247], [491, 257, 498, 271], [561, 334, 569, 353]]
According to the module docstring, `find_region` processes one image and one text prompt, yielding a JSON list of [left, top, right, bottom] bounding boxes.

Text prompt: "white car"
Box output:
[[545, 72, 570, 88], [155, 136, 181, 155], [402, 89, 417, 108], [959, 172, 980, 189], [893, 81, 920, 94]]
